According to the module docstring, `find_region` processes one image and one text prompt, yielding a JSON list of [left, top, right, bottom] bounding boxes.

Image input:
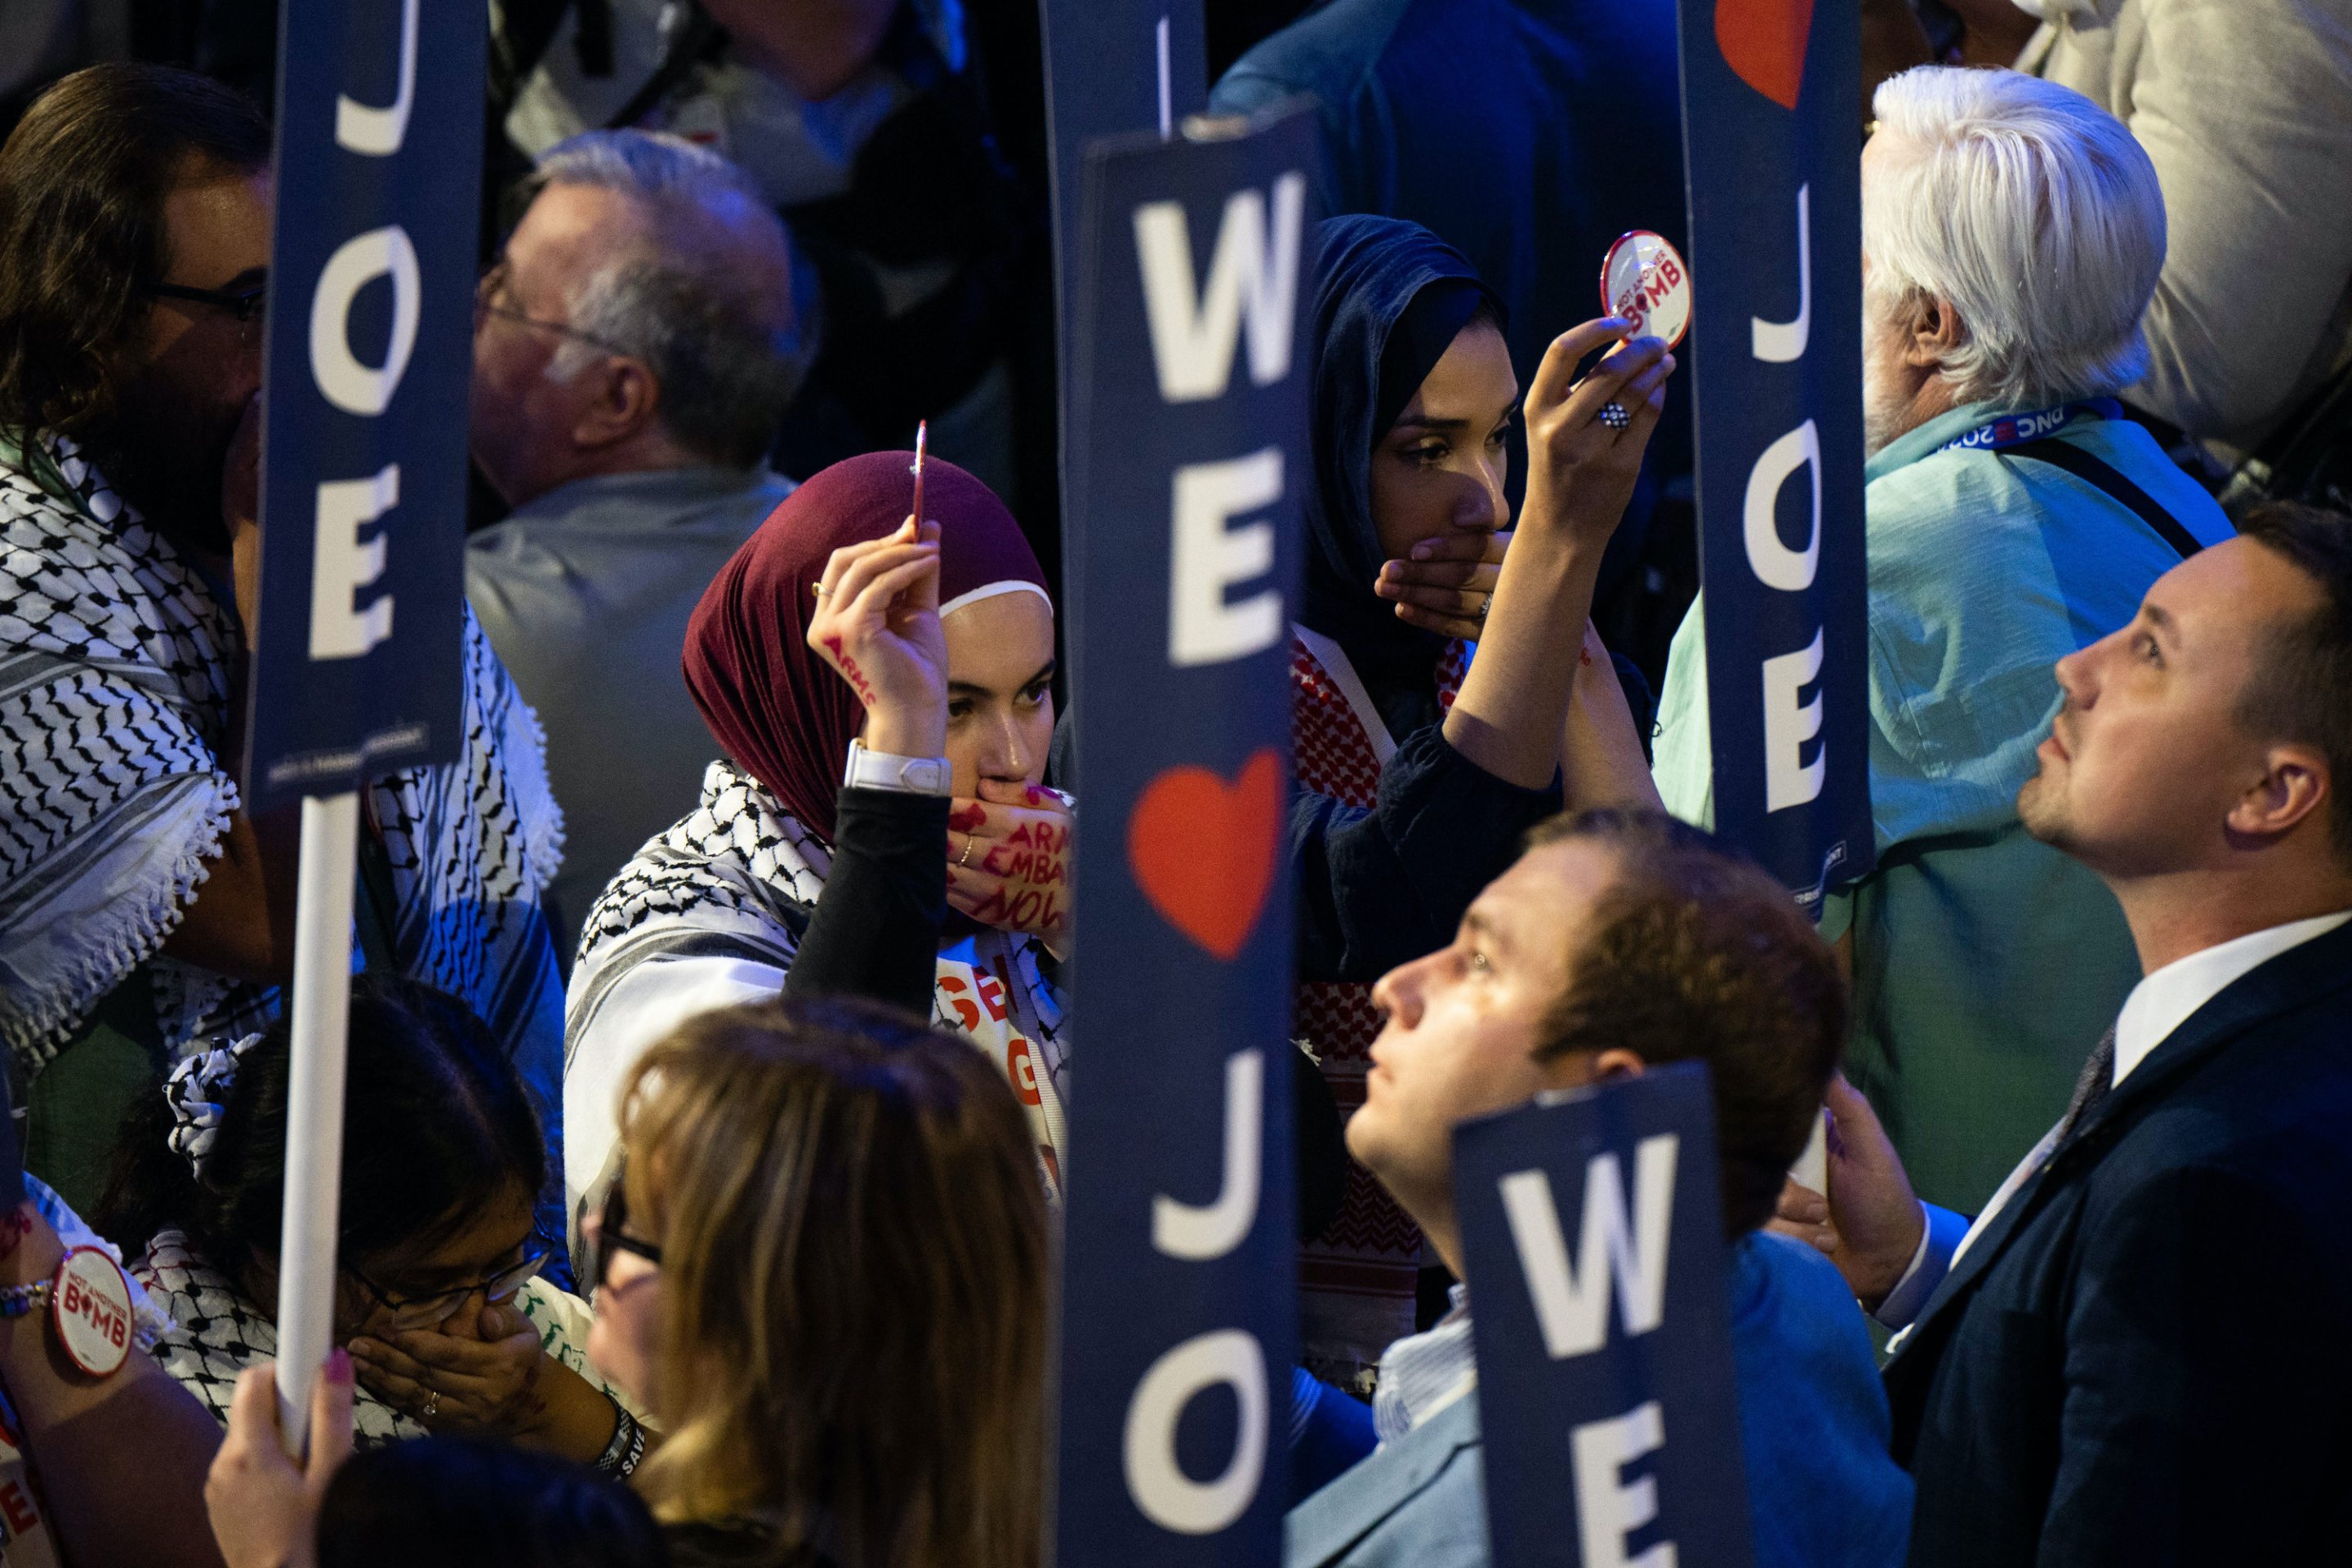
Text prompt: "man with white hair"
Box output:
[[466, 130, 810, 950], [1650, 67, 2233, 1214]]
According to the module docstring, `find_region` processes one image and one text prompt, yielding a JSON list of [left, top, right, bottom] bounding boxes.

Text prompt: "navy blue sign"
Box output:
[[243, 0, 483, 808], [1054, 107, 1316, 1567], [1039, 0, 1207, 322], [1038, 0, 1207, 645], [1454, 1062, 1754, 1568], [1673, 1, 1873, 910]]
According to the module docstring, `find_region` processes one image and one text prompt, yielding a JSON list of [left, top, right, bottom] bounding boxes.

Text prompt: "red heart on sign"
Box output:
[[1717, 0, 1812, 111], [1127, 748, 1283, 961]]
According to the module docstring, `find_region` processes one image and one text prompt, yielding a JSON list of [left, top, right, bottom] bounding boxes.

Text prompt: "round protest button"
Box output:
[[1598, 229, 1692, 350], [51, 1246, 134, 1379]]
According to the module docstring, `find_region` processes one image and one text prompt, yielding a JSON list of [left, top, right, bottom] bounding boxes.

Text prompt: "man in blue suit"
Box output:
[[1779, 501, 2352, 1565], [1286, 808, 1913, 1568]]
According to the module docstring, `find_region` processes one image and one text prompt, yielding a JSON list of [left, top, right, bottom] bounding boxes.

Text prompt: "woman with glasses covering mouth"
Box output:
[[93, 976, 647, 1468]]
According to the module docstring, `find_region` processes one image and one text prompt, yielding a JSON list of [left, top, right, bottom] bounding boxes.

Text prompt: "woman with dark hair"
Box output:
[[1285, 213, 1674, 1382], [316, 1437, 666, 1568], [207, 1388, 669, 1568], [590, 994, 1049, 1568], [96, 977, 641, 1466]]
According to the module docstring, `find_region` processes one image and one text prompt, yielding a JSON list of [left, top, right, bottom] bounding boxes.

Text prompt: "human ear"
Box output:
[[1902, 293, 1964, 368], [572, 355, 661, 448], [2225, 746, 2331, 844], [1591, 1048, 1648, 1083]]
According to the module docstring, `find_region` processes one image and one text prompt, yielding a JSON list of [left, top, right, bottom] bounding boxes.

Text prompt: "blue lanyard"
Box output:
[[1934, 398, 2123, 455]]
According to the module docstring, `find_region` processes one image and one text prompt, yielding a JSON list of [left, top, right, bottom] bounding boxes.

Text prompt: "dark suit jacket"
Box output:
[[1885, 915, 2352, 1566]]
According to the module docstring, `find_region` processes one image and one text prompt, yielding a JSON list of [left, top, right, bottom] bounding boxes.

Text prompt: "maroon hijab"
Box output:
[[684, 450, 1049, 844]]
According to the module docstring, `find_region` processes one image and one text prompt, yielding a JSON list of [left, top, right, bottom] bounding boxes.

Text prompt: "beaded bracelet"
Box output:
[[0, 1280, 51, 1320]]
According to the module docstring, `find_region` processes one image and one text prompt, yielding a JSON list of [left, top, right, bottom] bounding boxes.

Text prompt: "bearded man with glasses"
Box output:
[[0, 65, 572, 1248]]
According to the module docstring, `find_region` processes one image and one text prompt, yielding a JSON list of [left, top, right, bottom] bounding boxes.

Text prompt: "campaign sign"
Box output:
[[243, 0, 483, 808], [1454, 1062, 1753, 1568], [1053, 106, 1316, 1567], [1038, 0, 1207, 644], [1038, 0, 1208, 328], [1672, 0, 1873, 911]]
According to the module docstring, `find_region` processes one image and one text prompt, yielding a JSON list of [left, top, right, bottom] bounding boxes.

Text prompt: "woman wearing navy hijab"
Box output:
[[1290, 215, 1673, 1386]]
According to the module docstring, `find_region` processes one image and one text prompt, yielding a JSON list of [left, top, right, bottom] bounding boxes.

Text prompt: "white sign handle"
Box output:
[[272, 789, 360, 1452]]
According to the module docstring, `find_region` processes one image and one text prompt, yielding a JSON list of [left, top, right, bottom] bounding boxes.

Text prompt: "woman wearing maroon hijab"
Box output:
[[562, 452, 1074, 1211]]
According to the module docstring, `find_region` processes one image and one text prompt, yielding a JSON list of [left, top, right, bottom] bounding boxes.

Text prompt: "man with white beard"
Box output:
[[1650, 66, 2231, 1217]]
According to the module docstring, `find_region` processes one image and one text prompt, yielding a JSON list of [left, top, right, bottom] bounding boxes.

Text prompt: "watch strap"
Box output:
[[844, 739, 952, 797]]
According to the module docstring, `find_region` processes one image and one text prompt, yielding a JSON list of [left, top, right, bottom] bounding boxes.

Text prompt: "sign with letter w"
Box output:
[[1054, 104, 1316, 1568], [1454, 1063, 1755, 1568]]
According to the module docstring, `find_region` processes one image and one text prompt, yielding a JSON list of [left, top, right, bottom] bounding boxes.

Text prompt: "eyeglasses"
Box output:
[[582, 1154, 662, 1290], [474, 258, 634, 358], [345, 1229, 552, 1333], [145, 274, 269, 325]]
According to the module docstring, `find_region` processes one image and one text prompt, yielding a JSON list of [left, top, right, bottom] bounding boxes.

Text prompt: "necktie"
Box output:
[[2056, 1025, 2118, 1144]]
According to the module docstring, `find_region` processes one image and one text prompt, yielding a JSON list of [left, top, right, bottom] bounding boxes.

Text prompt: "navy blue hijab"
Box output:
[[1304, 216, 1507, 723]]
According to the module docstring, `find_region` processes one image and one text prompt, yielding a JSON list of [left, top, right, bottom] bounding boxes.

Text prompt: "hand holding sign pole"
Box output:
[[247, 0, 483, 1449]]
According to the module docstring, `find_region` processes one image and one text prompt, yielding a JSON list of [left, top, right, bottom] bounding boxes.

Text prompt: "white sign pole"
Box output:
[[271, 789, 361, 1450]]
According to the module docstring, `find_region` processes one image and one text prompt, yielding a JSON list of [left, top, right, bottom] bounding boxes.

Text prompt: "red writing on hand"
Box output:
[[968, 886, 1067, 936], [948, 801, 1074, 941], [821, 635, 879, 708]]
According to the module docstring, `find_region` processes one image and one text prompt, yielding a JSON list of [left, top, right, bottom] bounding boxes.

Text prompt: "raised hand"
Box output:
[[1767, 1074, 1927, 1308], [947, 779, 1073, 952], [1518, 318, 1676, 555], [1375, 528, 1510, 639], [807, 514, 948, 760]]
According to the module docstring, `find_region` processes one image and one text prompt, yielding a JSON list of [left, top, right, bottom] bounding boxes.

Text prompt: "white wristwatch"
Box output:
[[843, 740, 952, 797]]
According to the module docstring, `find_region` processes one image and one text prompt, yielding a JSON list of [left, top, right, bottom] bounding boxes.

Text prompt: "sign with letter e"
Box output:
[[243, 0, 483, 808], [1673, 0, 1873, 911], [1454, 1062, 1754, 1568], [1054, 105, 1316, 1568]]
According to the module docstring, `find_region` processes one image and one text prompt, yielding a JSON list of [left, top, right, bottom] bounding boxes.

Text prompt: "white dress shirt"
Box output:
[[1876, 908, 2352, 1331], [1371, 1285, 1477, 1444]]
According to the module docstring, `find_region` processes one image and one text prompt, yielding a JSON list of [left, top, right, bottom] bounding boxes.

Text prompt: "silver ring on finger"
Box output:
[[811, 582, 831, 598], [958, 834, 976, 868], [1597, 401, 1632, 432], [1476, 597, 1490, 623], [424, 1388, 440, 1418]]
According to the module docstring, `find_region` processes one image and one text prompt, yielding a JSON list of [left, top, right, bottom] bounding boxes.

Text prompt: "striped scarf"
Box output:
[[0, 434, 567, 1105]]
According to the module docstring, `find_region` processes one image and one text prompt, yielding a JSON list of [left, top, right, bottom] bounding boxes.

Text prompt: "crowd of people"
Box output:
[[2, 0, 2350, 1563]]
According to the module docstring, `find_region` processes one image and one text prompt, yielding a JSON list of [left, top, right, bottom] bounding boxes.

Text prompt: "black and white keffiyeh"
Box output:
[[571, 760, 1072, 1200], [0, 433, 568, 1095], [135, 1227, 626, 1448], [163, 1031, 263, 1177]]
